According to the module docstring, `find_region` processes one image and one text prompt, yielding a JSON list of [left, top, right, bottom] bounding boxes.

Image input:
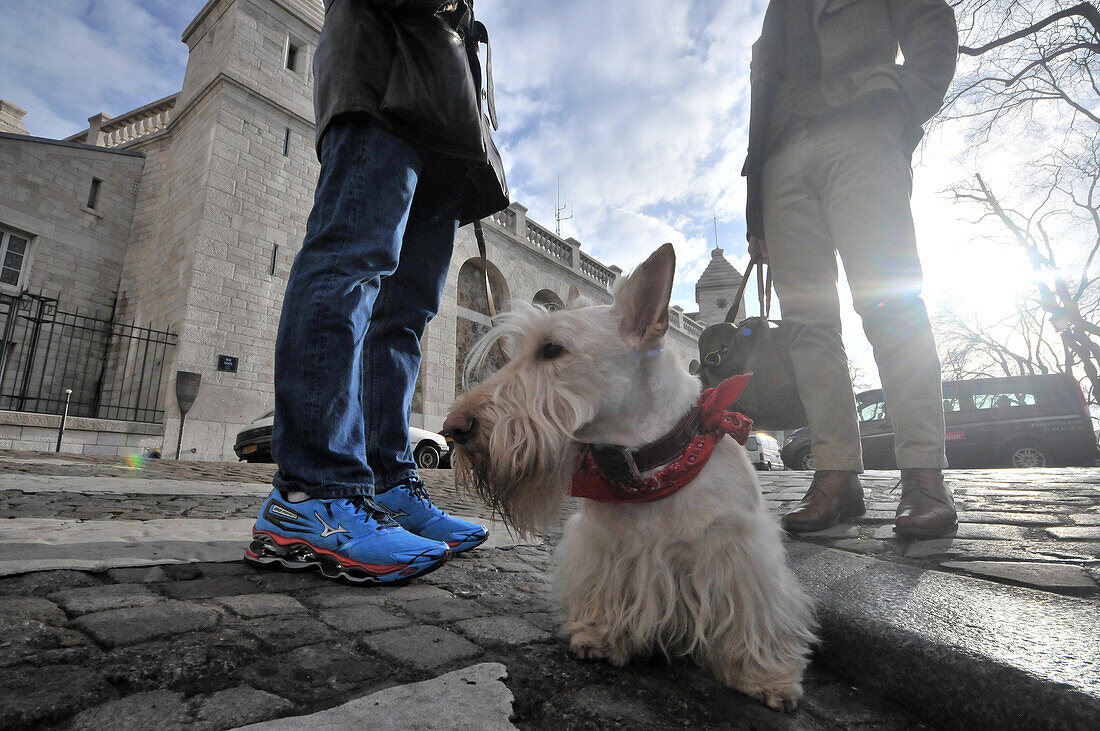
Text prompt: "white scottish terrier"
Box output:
[[444, 244, 816, 711]]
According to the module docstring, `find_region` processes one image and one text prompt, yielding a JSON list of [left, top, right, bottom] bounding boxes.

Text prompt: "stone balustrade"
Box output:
[[524, 219, 573, 265], [669, 305, 704, 338], [679, 311, 705, 336], [481, 202, 700, 340], [489, 207, 515, 231], [484, 202, 605, 289], [99, 103, 175, 147], [579, 252, 614, 287], [65, 95, 178, 149]]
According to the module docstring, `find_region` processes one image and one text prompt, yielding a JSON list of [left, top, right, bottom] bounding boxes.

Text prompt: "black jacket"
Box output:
[[313, 0, 503, 223]]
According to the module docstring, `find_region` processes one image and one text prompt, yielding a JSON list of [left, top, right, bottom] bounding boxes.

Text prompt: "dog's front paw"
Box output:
[[569, 631, 611, 660], [739, 685, 802, 713], [569, 631, 629, 666], [724, 674, 803, 713], [760, 689, 800, 713]]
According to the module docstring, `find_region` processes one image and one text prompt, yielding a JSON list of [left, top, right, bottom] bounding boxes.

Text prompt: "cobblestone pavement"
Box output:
[[4, 452, 1096, 597], [765, 468, 1100, 597], [1, 451, 1097, 729]]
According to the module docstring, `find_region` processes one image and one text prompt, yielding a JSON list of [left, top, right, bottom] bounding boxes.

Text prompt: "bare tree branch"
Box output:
[[960, 2, 1100, 55]]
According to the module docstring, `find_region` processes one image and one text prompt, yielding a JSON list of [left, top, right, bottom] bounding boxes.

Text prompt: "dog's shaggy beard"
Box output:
[[454, 307, 601, 535]]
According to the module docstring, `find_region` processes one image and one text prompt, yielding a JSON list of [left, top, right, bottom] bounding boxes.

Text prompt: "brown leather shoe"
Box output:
[[781, 470, 866, 533], [894, 468, 957, 538]]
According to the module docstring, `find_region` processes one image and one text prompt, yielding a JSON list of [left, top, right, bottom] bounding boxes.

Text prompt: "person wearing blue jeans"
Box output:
[[246, 0, 504, 584]]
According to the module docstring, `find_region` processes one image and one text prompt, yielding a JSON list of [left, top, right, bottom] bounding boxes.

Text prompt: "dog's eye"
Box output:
[[539, 342, 564, 360]]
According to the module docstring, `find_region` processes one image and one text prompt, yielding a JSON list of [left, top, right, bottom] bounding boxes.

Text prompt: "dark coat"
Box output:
[[743, 0, 959, 240], [314, 0, 502, 223]]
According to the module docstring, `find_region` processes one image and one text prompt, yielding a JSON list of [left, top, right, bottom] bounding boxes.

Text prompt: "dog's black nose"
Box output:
[[441, 412, 476, 445]]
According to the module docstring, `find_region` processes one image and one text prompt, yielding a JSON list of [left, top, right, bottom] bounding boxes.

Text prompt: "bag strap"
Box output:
[[474, 220, 496, 318], [759, 259, 773, 317], [473, 21, 498, 131], [467, 11, 497, 318], [724, 255, 774, 323]]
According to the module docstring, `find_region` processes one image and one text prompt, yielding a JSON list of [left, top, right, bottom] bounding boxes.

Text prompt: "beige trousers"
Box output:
[[761, 109, 947, 471]]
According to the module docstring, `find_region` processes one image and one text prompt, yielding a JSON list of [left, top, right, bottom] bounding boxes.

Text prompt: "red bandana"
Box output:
[[570, 374, 754, 503]]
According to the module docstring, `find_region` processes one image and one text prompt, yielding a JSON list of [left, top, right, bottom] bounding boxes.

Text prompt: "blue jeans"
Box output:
[[272, 117, 458, 498]]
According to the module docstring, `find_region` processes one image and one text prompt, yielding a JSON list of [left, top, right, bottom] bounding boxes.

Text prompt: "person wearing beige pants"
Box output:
[[743, 0, 960, 537]]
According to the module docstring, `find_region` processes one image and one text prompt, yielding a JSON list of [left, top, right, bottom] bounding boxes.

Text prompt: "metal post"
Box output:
[[17, 296, 54, 412], [0, 293, 21, 395], [56, 388, 72, 452], [175, 412, 187, 459]]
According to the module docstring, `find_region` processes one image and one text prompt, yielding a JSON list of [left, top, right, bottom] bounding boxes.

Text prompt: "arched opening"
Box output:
[[455, 259, 510, 395], [532, 289, 564, 311]]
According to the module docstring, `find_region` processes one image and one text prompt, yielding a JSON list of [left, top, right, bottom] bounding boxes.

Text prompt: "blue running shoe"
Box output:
[[375, 479, 489, 554], [245, 489, 450, 584]]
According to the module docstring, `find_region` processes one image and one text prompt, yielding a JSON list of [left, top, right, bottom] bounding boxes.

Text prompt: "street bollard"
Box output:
[[56, 388, 72, 453]]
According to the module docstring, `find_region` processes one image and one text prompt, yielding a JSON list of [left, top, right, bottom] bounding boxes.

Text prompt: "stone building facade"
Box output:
[[0, 0, 742, 460]]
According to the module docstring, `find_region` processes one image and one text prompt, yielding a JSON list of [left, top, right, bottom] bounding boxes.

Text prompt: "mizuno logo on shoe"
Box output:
[[270, 504, 300, 520], [263, 501, 309, 532], [316, 513, 349, 538], [387, 509, 410, 518]]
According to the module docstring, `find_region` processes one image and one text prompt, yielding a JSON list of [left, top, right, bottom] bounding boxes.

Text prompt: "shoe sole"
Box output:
[[244, 532, 450, 585], [782, 501, 867, 534], [447, 531, 489, 554]]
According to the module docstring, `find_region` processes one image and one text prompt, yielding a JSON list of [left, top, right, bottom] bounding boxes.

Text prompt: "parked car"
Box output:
[[233, 411, 452, 469], [744, 432, 784, 471], [781, 374, 1099, 470], [780, 429, 815, 471]]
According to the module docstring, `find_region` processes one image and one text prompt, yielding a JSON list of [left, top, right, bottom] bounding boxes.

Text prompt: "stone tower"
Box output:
[[110, 0, 324, 459], [695, 247, 744, 326]]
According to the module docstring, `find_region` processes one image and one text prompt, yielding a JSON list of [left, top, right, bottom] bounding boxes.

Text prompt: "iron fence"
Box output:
[[0, 292, 176, 423]]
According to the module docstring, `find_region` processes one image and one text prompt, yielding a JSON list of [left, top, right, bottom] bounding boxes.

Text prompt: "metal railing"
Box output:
[[0, 292, 176, 423]]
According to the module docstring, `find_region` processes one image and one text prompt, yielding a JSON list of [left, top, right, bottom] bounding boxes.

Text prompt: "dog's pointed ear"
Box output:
[[566, 285, 582, 308], [613, 243, 675, 346]]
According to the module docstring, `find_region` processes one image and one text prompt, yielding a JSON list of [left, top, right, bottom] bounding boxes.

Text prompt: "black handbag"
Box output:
[[379, 5, 482, 157], [379, 5, 508, 226], [697, 257, 807, 431]]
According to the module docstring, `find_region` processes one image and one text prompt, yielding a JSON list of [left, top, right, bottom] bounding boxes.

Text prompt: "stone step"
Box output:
[[788, 543, 1100, 730]]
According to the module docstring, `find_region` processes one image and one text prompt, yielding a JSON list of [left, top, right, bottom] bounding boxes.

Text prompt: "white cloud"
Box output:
[[480, 0, 767, 304], [0, 0, 205, 138]]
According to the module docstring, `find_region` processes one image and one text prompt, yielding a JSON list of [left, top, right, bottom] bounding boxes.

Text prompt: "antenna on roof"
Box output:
[[713, 215, 720, 252], [555, 177, 573, 236]]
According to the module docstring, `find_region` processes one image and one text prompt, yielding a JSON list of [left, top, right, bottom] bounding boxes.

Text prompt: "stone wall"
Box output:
[[112, 134, 181, 332], [0, 409, 163, 456], [0, 134, 144, 313]]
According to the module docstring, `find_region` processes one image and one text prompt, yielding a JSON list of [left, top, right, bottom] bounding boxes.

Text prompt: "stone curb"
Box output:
[[233, 662, 515, 730], [787, 543, 1100, 731]]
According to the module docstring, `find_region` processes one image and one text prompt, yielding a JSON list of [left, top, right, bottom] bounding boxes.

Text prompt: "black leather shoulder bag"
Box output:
[[697, 257, 808, 431]]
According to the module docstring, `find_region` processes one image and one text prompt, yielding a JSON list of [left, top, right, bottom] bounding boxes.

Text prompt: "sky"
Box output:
[[0, 0, 1069, 390]]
